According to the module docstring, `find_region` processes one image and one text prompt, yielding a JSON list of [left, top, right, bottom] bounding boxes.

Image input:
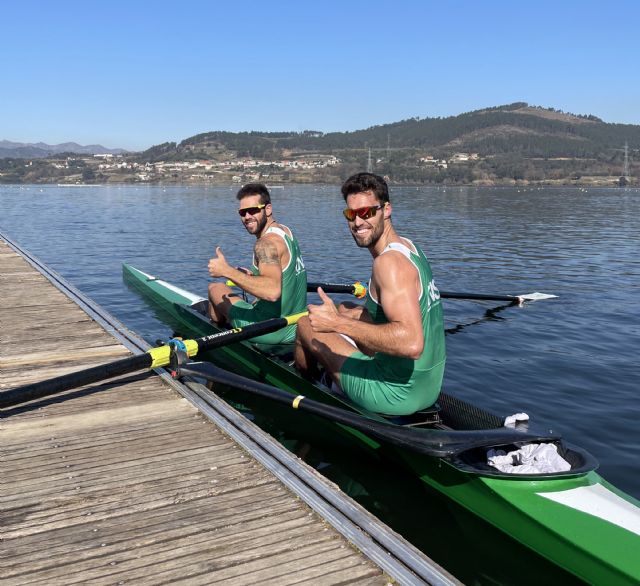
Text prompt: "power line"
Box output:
[[623, 141, 630, 179]]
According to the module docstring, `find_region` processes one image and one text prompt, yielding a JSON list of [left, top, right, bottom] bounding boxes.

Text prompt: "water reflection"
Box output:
[[444, 301, 512, 335]]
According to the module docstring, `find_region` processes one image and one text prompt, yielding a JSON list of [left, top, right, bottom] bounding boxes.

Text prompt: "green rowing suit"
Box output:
[[229, 225, 307, 347], [339, 239, 446, 415]]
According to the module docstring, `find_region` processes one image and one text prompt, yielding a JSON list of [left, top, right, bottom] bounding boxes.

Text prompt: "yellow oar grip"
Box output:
[[292, 395, 305, 409], [285, 311, 309, 326], [148, 339, 199, 368], [226, 279, 236, 287], [353, 281, 367, 299]]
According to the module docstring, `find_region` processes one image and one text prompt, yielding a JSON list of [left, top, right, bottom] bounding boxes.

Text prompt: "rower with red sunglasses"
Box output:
[[295, 172, 446, 416], [207, 183, 307, 349]]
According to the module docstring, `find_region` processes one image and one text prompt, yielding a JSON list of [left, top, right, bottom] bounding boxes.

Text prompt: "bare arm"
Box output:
[[207, 236, 283, 302], [308, 253, 424, 359]]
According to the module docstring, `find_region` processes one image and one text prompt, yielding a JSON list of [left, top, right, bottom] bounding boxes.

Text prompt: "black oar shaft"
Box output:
[[180, 363, 411, 447], [440, 291, 519, 303], [307, 282, 367, 299], [196, 315, 292, 352], [308, 282, 354, 294], [179, 362, 558, 457], [0, 312, 307, 410], [0, 353, 152, 409], [309, 282, 522, 303]]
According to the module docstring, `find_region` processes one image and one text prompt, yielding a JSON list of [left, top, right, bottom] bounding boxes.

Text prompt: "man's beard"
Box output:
[[351, 219, 383, 248], [244, 213, 268, 236]]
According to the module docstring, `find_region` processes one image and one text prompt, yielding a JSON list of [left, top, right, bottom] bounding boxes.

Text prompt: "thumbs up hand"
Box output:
[[308, 287, 340, 332], [208, 246, 230, 278]]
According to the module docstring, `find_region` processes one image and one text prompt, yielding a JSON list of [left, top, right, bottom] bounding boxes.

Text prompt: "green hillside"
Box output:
[[142, 102, 640, 160], [2, 103, 638, 185]]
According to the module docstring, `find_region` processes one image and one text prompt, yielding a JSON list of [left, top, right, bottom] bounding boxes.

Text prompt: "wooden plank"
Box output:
[[1, 345, 131, 368], [3, 509, 315, 579], [1, 491, 303, 566], [1, 334, 128, 360], [2, 400, 195, 441], [0, 240, 393, 586]]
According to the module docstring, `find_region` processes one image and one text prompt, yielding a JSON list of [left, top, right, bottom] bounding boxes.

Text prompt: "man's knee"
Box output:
[[208, 282, 228, 303], [295, 315, 313, 346]]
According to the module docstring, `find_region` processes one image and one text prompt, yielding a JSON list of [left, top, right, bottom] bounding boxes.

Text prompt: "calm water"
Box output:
[[2, 183, 639, 583]]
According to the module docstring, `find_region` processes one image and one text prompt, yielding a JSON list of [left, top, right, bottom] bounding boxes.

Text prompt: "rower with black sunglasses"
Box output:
[[207, 183, 307, 350], [294, 172, 446, 416]]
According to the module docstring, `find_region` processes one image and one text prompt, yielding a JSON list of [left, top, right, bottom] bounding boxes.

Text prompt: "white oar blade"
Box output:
[[519, 292, 558, 301]]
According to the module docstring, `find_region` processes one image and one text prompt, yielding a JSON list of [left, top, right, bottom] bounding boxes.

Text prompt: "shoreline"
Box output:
[[4, 176, 635, 189]]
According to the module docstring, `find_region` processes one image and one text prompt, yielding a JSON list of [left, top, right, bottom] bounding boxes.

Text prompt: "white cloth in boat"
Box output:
[[503, 412, 529, 427], [487, 443, 571, 474]]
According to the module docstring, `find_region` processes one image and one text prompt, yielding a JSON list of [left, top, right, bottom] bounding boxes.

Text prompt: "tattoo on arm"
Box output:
[[254, 239, 280, 266]]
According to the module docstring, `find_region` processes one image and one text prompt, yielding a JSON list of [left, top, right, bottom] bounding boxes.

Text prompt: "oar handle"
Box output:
[[307, 282, 367, 299]]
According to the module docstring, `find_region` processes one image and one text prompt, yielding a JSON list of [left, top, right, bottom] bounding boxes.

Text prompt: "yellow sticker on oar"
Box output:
[[292, 395, 305, 409], [353, 281, 367, 298], [286, 311, 309, 326], [148, 339, 199, 368]]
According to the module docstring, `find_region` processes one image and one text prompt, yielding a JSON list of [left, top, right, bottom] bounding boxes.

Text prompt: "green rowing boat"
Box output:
[[123, 263, 640, 585]]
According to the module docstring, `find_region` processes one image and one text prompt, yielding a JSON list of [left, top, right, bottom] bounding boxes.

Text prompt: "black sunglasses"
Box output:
[[238, 204, 266, 217]]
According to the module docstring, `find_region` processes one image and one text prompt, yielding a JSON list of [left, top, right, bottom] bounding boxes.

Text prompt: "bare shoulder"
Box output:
[[274, 223, 293, 238], [373, 249, 416, 282], [254, 235, 282, 265]]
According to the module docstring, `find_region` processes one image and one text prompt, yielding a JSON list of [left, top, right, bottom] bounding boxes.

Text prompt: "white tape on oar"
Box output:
[[519, 292, 558, 301]]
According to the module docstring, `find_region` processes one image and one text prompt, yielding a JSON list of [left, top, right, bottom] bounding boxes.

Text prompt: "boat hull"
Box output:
[[123, 263, 640, 584]]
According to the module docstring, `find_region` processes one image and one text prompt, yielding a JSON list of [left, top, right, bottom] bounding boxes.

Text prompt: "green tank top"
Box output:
[[251, 225, 307, 321], [364, 239, 446, 405]]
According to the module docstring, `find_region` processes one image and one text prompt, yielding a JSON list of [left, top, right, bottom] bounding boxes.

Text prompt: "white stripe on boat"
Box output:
[[161, 281, 206, 304], [135, 268, 205, 305], [538, 484, 640, 536]]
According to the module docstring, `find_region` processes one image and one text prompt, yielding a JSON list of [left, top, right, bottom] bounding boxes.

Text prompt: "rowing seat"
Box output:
[[380, 403, 441, 427]]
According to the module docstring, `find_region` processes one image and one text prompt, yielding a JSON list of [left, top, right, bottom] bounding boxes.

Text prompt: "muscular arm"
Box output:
[[226, 235, 284, 302], [308, 253, 424, 359]]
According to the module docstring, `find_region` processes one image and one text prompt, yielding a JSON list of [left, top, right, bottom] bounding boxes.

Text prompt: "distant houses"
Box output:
[[88, 153, 341, 181], [418, 152, 479, 170]]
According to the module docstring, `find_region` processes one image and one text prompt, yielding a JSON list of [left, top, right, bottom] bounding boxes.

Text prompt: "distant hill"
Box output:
[[135, 102, 639, 162], [2, 103, 637, 186], [0, 140, 128, 159]]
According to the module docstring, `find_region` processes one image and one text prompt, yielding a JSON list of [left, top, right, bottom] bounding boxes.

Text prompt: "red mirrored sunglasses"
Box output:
[[343, 205, 384, 221]]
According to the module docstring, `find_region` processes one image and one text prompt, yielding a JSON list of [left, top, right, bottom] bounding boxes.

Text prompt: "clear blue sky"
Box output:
[[3, 0, 638, 151]]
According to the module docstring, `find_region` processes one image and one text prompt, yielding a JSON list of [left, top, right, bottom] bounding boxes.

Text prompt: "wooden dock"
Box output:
[[0, 236, 458, 586]]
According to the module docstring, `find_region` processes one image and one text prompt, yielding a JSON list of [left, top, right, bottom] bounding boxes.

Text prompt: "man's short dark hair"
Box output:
[[341, 172, 389, 203], [236, 183, 271, 205]]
